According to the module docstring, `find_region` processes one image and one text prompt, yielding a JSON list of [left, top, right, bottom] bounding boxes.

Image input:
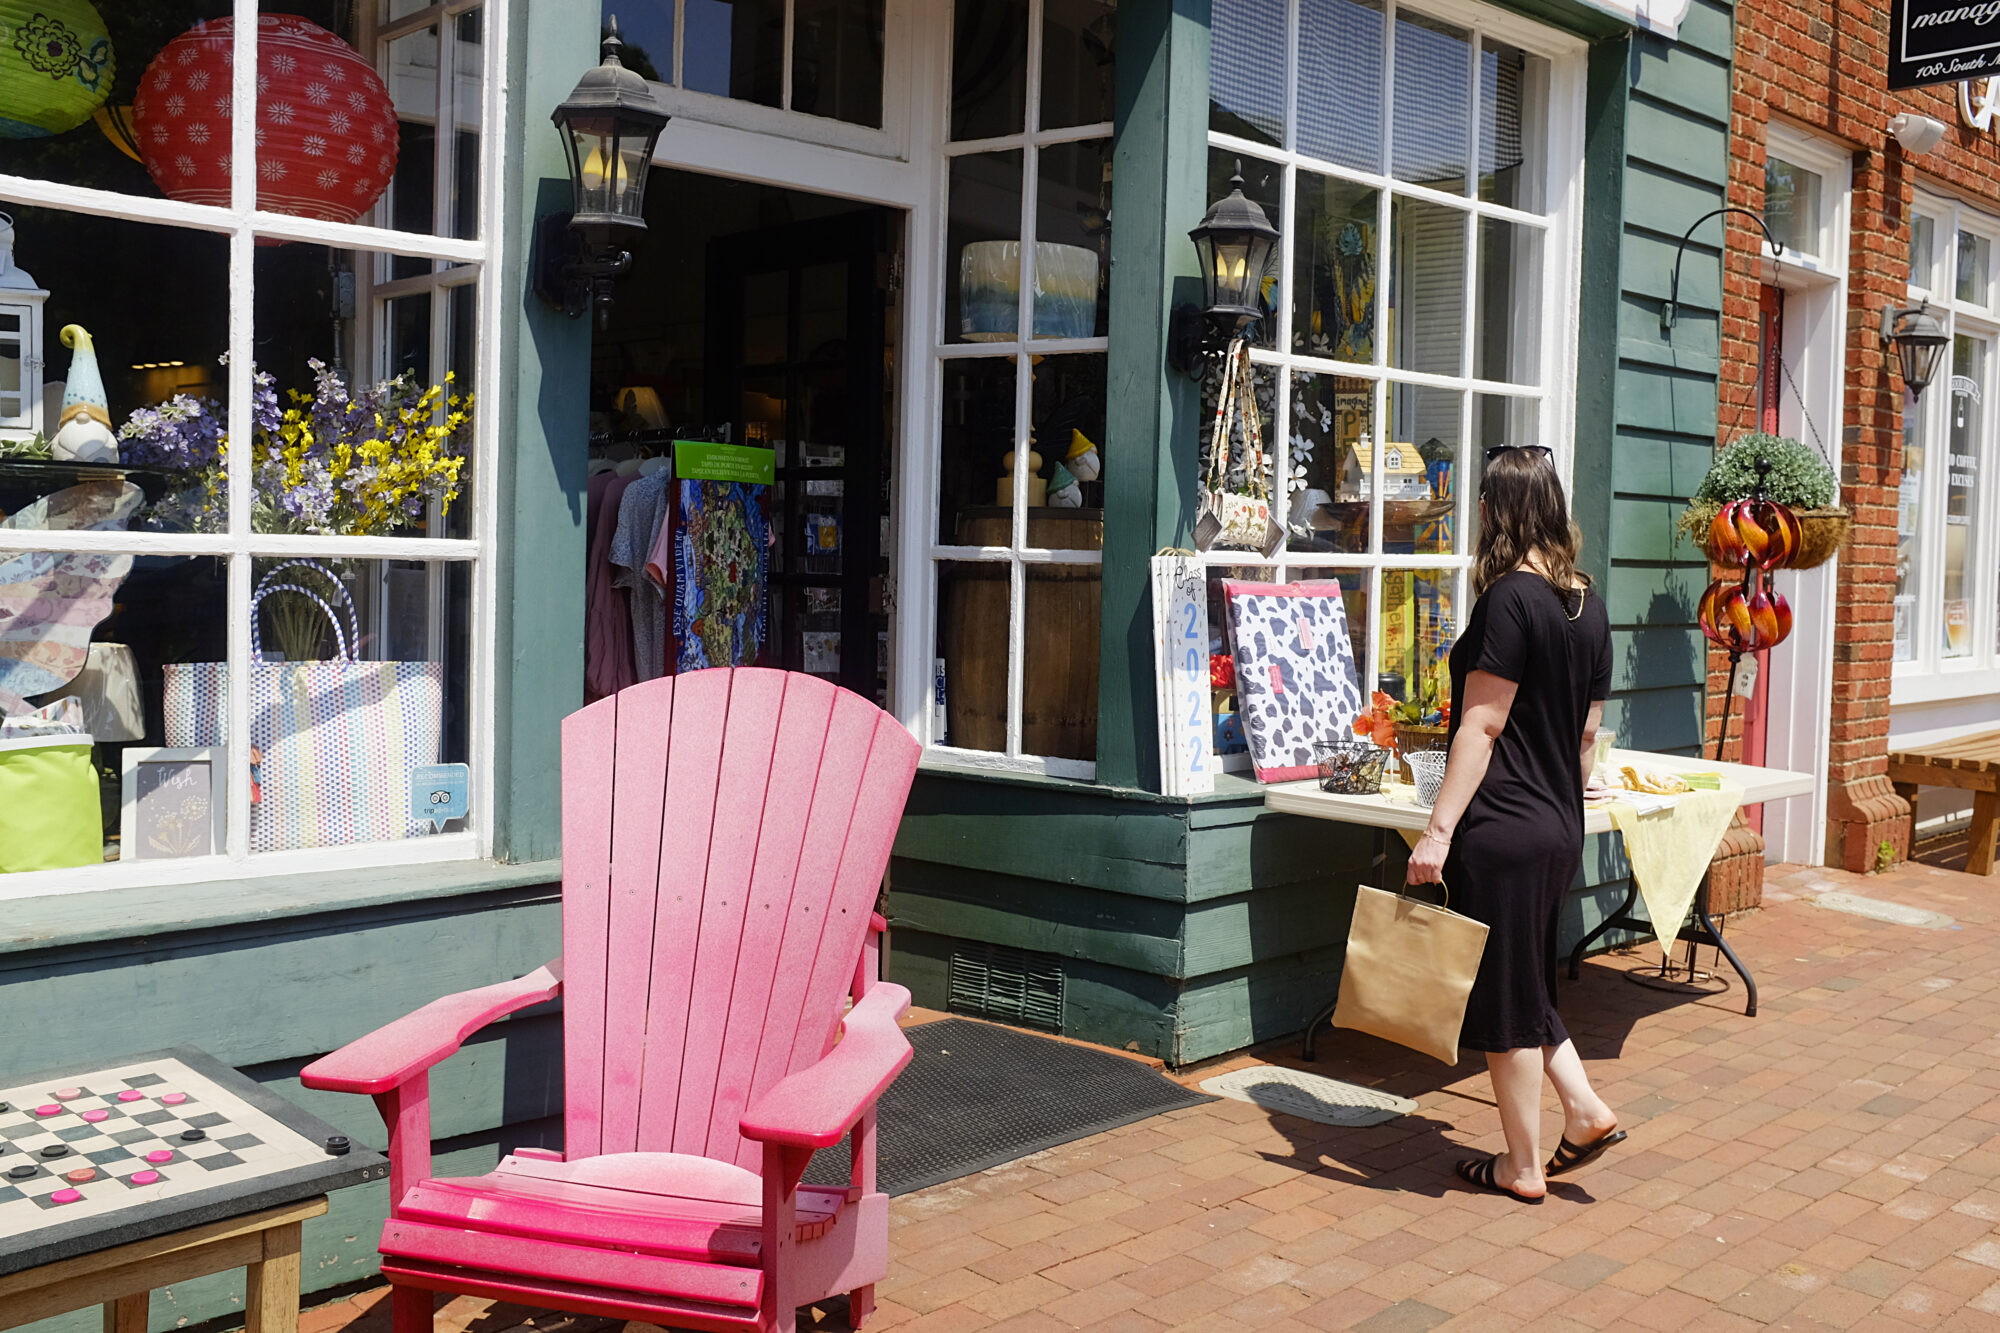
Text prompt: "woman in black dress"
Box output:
[[1404, 445, 1625, 1203]]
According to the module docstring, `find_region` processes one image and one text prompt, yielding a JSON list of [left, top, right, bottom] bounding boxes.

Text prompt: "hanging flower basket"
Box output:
[[1680, 500, 1852, 570]]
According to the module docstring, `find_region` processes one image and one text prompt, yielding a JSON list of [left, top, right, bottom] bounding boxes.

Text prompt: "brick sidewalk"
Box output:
[[302, 859, 2000, 1333]]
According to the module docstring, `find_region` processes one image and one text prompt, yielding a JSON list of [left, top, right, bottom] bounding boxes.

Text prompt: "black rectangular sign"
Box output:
[[1891, 0, 2000, 88]]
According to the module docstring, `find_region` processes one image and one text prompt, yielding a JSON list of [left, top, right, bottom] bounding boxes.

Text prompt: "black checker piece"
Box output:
[[122, 1074, 166, 1088], [179, 1129, 206, 1143], [130, 1110, 174, 1126], [184, 1113, 227, 1130], [196, 1153, 243, 1171], [7, 1164, 36, 1180], [37, 1145, 68, 1159]]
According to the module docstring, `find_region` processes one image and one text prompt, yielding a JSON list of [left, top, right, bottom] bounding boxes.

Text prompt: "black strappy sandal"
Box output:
[[1455, 1155, 1544, 1204], [1545, 1128, 1627, 1177]]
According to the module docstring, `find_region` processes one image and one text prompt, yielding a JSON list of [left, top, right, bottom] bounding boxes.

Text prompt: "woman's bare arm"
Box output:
[[1405, 669, 1518, 885], [1578, 700, 1605, 791]]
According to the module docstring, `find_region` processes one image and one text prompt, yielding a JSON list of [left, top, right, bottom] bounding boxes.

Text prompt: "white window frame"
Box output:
[[1893, 190, 2000, 706], [1753, 123, 1848, 866], [622, 0, 915, 161], [916, 0, 1113, 781], [1199, 0, 1587, 741], [0, 0, 509, 901]]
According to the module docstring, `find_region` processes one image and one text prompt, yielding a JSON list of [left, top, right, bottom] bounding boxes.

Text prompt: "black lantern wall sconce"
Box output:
[[1168, 164, 1281, 376], [1881, 301, 1949, 399], [533, 17, 670, 330]]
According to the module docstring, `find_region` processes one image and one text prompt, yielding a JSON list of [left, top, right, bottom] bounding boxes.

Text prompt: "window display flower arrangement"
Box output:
[[1675, 432, 1849, 570], [1353, 657, 1452, 760], [118, 359, 471, 538]]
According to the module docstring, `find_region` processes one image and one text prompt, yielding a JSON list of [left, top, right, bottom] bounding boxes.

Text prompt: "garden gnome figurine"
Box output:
[[51, 325, 116, 463]]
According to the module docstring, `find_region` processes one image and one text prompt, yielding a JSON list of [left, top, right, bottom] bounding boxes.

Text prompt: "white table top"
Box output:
[[1262, 747, 1816, 835]]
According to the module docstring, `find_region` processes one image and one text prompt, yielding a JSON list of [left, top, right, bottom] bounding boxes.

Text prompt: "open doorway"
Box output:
[[585, 170, 901, 706]]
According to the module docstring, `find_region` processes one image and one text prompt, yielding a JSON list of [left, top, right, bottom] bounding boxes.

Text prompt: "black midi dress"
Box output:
[[1441, 569, 1612, 1054]]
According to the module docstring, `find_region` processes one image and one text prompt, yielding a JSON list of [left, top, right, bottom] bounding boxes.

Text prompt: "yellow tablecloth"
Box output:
[[1603, 787, 1743, 963], [1388, 783, 1744, 965]]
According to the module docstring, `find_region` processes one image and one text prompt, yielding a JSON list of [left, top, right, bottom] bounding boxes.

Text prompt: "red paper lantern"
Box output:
[[132, 15, 398, 227]]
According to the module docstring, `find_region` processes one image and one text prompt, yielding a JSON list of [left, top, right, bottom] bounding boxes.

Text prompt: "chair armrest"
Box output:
[[740, 982, 912, 1149], [300, 960, 563, 1095]]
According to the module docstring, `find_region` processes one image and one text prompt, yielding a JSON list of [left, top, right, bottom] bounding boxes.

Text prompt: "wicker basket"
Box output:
[[1682, 502, 1853, 570], [1315, 740, 1390, 794], [1394, 722, 1449, 755]]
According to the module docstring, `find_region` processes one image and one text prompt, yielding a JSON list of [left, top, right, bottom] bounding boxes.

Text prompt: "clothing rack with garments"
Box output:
[[583, 425, 768, 702]]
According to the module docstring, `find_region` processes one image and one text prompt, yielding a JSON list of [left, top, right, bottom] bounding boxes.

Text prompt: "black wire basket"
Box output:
[[1315, 740, 1390, 794]]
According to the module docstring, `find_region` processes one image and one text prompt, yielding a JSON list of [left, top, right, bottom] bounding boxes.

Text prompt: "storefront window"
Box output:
[[1764, 156, 1823, 260], [930, 0, 1113, 775], [0, 0, 496, 889], [608, 0, 886, 128], [1898, 198, 2000, 684], [1204, 0, 1578, 754]]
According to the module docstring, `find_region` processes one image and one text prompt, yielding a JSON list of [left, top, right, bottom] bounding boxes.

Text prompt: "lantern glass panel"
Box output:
[[1205, 150, 1281, 347]]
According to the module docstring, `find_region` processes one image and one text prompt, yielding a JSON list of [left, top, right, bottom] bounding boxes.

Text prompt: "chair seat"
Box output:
[[390, 1151, 849, 1271]]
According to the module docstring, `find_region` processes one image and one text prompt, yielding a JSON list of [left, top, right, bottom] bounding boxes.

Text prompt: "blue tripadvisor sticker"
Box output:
[[411, 763, 470, 831]]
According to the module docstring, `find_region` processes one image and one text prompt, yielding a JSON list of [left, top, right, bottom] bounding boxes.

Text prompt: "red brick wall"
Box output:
[[1718, 2, 2000, 868]]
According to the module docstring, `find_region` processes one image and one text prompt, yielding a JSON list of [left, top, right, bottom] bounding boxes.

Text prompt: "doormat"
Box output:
[[1199, 1065, 1416, 1128], [803, 1018, 1211, 1197]]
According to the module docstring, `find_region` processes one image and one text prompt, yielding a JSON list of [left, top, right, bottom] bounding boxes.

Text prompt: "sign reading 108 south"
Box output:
[[1892, 0, 2000, 88]]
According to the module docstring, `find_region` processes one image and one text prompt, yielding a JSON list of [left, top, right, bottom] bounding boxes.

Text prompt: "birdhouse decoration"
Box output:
[[0, 212, 49, 444], [132, 16, 399, 228], [1337, 439, 1431, 502], [0, 0, 114, 140]]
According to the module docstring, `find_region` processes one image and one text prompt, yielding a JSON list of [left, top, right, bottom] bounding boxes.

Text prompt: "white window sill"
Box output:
[[0, 856, 561, 958], [1891, 665, 2000, 707]]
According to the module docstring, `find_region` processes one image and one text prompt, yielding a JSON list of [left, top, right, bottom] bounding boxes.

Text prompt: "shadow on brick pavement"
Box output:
[[297, 859, 2000, 1333]]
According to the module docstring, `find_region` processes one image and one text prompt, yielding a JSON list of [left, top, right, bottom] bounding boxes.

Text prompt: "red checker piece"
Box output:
[[81, 1110, 109, 1123], [160, 1093, 188, 1106], [53, 1088, 83, 1100], [116, 1091, 144, 1102], [131, 1170, 160, 1185], [145, 1150, 174, 1164], [32, 1105, 61, 1118], [65, 1167, 95, 1183], [50, 1189, 81, 1204]]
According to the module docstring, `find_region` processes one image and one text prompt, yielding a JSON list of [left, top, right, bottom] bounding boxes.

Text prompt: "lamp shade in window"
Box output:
[[132, 16, 398, 228], [0, 0, 114, 139]]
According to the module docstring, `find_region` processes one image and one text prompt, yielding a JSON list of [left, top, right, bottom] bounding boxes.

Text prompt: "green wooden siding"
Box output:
[[1096, 0, 1214, 791]]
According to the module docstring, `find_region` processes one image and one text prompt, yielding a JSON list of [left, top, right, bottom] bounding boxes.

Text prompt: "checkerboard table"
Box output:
[[0, 1048, 386, 1332]]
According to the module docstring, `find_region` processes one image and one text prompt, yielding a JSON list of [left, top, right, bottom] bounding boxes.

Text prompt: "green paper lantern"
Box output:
[[0, 0, 114, 140]]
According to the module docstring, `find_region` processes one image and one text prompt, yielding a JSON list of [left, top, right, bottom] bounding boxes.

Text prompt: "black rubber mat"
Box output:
[[802, 1018, 1211, 1197]]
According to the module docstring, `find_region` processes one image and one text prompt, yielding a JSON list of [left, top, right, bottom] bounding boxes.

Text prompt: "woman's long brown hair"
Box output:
[[1473, 448, 1586, 602]]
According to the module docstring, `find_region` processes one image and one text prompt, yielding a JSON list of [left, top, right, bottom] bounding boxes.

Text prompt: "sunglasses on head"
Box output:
[[1483, 444, 1554, 463]]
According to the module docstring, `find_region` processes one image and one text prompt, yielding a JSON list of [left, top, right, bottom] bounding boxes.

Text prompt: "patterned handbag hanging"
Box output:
[[1194, 340, 1285, 557]]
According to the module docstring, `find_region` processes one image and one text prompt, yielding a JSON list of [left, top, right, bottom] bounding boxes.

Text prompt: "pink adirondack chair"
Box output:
[[300, 668, 922, 1333]]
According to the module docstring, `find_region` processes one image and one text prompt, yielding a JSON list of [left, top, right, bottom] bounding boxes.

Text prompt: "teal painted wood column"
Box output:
[[1569, 36, 1630, 594], [491, 0, 597, 862], [1096, 0, 1212, 792]]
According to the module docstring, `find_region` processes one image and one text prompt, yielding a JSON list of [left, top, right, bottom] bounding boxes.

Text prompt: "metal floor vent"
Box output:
[[947, 942, 1066, 1033]]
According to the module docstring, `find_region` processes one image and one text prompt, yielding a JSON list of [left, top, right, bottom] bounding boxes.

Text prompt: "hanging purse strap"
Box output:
[[1235, 343, 1272, 505], [1205, 337, 1243, 495]]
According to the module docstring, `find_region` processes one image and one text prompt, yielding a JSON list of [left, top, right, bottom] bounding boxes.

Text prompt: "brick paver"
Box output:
[[298, 860, 2000, 1332]]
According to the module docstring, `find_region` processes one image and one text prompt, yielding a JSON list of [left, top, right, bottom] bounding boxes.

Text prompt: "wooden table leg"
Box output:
[[1970, 790, 2000, 876], [101, 1294, 147, 1333], [244, 1220, 304, 1333]]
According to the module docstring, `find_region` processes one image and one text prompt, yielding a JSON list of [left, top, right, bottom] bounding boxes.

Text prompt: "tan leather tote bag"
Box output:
[[1332, 883, 1489, 1065]]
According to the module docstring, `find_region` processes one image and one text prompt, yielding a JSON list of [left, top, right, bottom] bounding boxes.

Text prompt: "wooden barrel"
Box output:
[[942, 508, 1102, 761]]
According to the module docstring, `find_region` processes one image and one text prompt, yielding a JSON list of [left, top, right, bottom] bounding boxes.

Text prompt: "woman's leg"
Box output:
[[1484, 1047, 1548, 1196], [1543, 1039, 1618, 1144]]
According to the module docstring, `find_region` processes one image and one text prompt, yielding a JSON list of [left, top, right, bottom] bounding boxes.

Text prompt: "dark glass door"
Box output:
[[706, 211, 892, 702]]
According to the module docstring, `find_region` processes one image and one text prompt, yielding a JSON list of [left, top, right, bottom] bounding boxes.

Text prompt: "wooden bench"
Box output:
[[1888, 729, 2000, 874]]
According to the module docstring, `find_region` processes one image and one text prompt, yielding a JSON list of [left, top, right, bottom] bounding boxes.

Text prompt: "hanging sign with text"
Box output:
[[1890, 0, 2000, 88]]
